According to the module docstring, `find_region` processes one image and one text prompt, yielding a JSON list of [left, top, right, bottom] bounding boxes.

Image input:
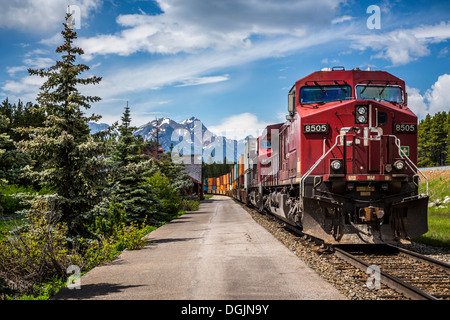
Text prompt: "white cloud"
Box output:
[[3, 48, 56, 94], [78, 0, 343, 59], [332, 15, 353, 24], [22, 57, 54, 69], [438, 47, 448, 58], [79, 29, 347, 101], [424, 74, 450, 114], [0, 0, 102, 32], [351, 21, 450, 66], [175, 75, 230, 87], [208, 113, 269, 141], [1, 74, 44, 103], [3, 26, 348, 105], [6, 66, 27, 76], [406, 74, 450, 118], [351, 30, 429, 66], [406, 85, 429, 119]]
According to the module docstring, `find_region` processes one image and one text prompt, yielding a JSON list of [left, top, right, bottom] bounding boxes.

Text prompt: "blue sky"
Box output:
[[0, 0, 449, 140]]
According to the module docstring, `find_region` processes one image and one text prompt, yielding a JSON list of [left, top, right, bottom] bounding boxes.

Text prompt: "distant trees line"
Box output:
[[418, 112, 449, 167]]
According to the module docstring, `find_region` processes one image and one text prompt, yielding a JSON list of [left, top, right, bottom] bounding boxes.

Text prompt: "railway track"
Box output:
[[332, 244, 450, 300], [235, 198, 450, 300]]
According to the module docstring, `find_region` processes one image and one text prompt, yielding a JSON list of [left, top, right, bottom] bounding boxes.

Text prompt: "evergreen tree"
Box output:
[[417, 112, 450, 167], [110, 103, 144, 164], [158, 153, 193, 195], [103, 104, 160, 223], [0, 99, 46, 142], [17, 14, 106, 235], [0, 115, 30, 187], [417, 114, 434, 167], [430, 112, 448, 165]]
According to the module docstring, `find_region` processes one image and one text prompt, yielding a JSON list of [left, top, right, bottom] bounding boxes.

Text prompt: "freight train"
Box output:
[[205, 67, 429, 244]]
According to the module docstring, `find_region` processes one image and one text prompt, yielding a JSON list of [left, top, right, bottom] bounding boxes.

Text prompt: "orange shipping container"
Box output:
[[239, 155, 245, 175]]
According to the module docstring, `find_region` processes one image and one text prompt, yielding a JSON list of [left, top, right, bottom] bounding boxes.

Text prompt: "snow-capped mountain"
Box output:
[[89, 117, 248, 164], [88, 122, 111, 134]]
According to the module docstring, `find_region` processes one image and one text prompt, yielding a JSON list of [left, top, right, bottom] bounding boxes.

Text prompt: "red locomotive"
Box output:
[[207, 67, 429, 244]]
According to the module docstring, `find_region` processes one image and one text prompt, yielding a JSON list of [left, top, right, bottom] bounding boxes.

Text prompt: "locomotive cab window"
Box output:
[[300, 85, 351, 104], [356, 85, 403, 104]]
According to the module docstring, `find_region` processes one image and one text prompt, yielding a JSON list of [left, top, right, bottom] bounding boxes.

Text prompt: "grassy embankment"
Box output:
[[414, 169, 450, 248]]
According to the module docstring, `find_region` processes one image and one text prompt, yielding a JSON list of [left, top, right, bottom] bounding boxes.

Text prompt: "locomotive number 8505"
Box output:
[[303, 123, 329, 133]]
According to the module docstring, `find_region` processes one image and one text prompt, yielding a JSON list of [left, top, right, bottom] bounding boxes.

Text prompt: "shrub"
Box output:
[[90, 202, 127, 237], [145, 171, 181, 217], [78, 236, 119, 271], [0, 197, 121, 298], [115, 220, 150, 251], [0, 198, 83, 295], [180, 199, 200, 211]]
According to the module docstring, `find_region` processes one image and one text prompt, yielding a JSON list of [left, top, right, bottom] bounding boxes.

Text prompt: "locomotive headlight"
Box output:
[[357, 106, 367, 115], [357, 115, 367, 123], [331, 160, 342, 171], [355, 106, 368, 124], [394, 160, 405, 171]]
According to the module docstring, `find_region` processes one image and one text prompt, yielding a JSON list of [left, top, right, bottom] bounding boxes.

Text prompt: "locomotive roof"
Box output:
[[290, 68, 414, 120], [295, 68, 405, 88]]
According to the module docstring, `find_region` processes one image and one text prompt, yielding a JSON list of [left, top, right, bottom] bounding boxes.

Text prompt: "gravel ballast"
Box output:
[[239, 201, 450, 300]]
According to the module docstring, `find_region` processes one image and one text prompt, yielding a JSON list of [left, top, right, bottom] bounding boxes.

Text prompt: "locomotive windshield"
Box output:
[[356, 85, 403, 103], [300, 85, 351, 104]]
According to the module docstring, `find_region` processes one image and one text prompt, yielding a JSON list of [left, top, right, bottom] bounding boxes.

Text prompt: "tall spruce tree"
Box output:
[[17, 14, 106, 235], [110, 103, 144, 164], [105, 104, 160, 223]]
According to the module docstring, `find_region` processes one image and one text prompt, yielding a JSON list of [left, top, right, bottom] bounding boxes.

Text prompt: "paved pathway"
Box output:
[[54, 196, 346, 300]]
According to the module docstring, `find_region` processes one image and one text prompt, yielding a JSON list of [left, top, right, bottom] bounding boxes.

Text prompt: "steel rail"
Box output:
[[388, 244, 450, 275], [332, 246, 440, 300]]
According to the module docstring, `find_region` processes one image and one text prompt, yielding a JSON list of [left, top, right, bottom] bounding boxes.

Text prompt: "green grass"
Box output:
[[414, 173, 450, 248]]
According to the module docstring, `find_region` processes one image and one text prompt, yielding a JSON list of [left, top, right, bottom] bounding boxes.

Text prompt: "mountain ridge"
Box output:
[[88, 117, 248, 163]]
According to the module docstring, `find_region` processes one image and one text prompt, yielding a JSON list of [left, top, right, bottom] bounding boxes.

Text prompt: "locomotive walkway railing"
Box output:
[[389, 134, 429, 196], [299, 134, 344, 204]]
